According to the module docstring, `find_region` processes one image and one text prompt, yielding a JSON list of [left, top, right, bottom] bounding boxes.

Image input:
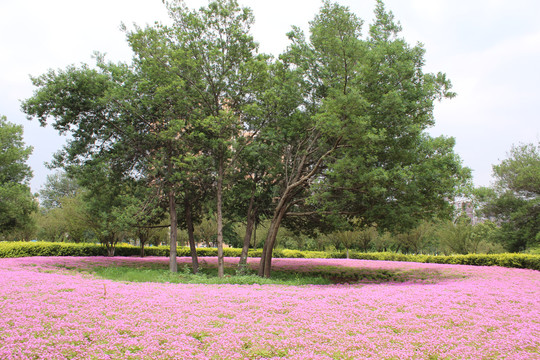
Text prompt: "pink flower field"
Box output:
[[0, 256, 539, 359]]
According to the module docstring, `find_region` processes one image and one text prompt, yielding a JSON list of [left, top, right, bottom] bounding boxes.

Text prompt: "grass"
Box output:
[[75, 260, 462, 285], [90, 264, 332, 285]]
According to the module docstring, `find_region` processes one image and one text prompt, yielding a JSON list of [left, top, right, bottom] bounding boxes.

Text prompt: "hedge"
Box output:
[[1, 241, 539, 271], [346, 251, 540, 271]]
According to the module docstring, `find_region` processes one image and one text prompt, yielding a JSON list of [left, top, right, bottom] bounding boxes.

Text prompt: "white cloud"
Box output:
[[439, 29, 540, 120], [2, 0, 539, 191], [410, 0, 448, 19]]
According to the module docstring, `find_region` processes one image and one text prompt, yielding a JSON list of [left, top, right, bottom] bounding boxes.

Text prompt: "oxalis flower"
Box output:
[[0, 256, 538, 359]]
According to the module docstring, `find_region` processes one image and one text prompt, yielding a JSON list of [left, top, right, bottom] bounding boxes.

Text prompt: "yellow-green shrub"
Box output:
[[1, 242, 538, 271]]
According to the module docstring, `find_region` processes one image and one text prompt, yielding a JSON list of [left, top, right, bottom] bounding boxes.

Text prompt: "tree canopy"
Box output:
[[0, 115, 37, 237], [22, 0, 470, 277], [39, 171, 80, 209], [476, 142, 539, 251], [256, 0, 469, 276]]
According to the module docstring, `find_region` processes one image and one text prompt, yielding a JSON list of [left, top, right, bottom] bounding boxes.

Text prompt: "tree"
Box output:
[[372, 231, 395, 252], [153, 0, 269, 277], [36, 192, 90, 242], [494, 142, 540, 197], [326, 222, 378, 257], [123, 181, 167, 258], [226, 173, 274, 271], [256, 1, 469, 277], [327, 230, 357, 258], [470, 221, 505, 254], [221, 70, 285, 270], [436, 216, 475, 255], [39, 171, 79, 209], [23, 0, 269, 276], [255, 50, 344, 277], [477, 142, 539, 251], [71, 160, 139, 256], [396, 220, 435, 254], [21, 0, 470, 279], [2, 211, 38, 241], [0, 116, 37, 237], [121, 22, 205, 272], [314, 1, 467, 232], [194, 216, 217, 248], [22, 5, 203, 271]]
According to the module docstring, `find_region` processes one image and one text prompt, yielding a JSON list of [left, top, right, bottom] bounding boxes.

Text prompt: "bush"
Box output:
[[280, 249, 305, 258], [343, 251, 540, 271], [1, 241, 539, 271]]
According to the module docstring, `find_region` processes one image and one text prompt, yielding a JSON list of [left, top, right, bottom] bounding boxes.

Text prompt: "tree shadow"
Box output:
[[242, 259, 467, 285]]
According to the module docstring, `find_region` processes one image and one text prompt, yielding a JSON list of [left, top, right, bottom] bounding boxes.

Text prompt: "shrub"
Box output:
[[1, 241, 539, 271], [280, 249, 305, 258]]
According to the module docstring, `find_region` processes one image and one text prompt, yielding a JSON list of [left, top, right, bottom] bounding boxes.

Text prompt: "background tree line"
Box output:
[[1, 119, 538, 267]]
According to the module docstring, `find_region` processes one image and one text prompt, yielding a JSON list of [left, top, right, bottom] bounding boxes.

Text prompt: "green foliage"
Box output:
[[493, 142, 540, 196], [292, 1, 469, 235], [35, 192, 92, 242], [0, 178, 37, 237], [0, 116, 37, 237], [436, 217, 477, 255], [395, 221, 436, 254], [0, 212, 38, 242], [1, 241, 538, 271], [39, 171, 80, 209], [89, 262, 457, 285], [22, 0, 271, 274], [476, 141, 540, 251], [34, 171, 91, 243], [371, 231, 395, 252], [20, 1, 471, 275], [0, 241, 106, 257], [74, 162, 141, 255], [90, 264, 332, 286], [346, 251, 540, 271], [324, 225, 379, 255]]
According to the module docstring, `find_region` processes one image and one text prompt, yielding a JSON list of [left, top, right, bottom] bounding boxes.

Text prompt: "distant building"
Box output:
[[453, 198, 478, 225]]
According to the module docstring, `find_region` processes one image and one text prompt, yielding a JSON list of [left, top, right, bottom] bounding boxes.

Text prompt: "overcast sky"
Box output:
[[1, 0, 539, 193]]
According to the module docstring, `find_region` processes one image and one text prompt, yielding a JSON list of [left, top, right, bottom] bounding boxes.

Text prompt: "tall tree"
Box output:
[[257, 1, 468, 277], [220, 60, 301, 271], [39, 171, 79, 209], [317, 1, 465, 229], [255, 2, 367, 277], [35, 191, 90, 242], [256, 74, 341, 276], [0, 116, 37, 237], [477, 142, 539, 251], [21, 0, 267, 275], [22, 10, 202, 271], [147, 0, 269, 277]]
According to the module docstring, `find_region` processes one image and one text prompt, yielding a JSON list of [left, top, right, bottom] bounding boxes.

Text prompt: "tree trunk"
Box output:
[[258, 204, 288, 278], [238, 190, 256, 272], [252, 219, 257, 248], [169, 189, 178, 273], [185, 199, 199, 274], [107, 247, 115, 257], [257, 138, 341, 278], [105, 235, 116, 257], [106, 244, 116, 257], [216, 157, 225, 278], [138, 229, 148, 258]]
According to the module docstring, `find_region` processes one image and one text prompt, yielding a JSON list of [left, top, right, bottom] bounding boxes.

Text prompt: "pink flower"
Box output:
[[0, 256, 538, 359]]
